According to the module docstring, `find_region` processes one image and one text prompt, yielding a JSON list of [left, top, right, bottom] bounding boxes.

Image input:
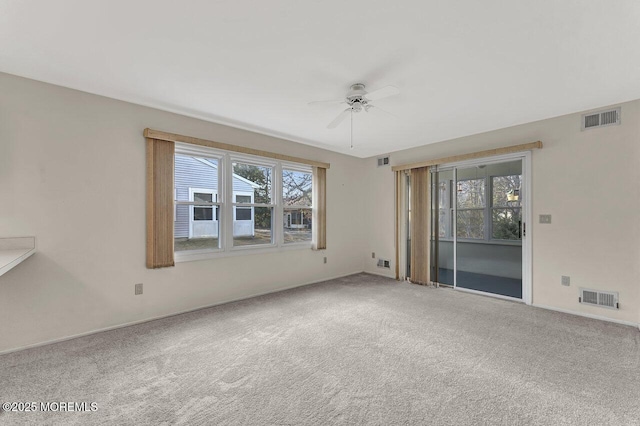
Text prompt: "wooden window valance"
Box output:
[[392, 141, 542, 172], [144, 129, 330, 169]]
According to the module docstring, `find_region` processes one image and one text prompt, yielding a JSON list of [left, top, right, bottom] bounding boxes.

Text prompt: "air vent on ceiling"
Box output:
[[581, 107, 621, 131], [377, 156, 390, 167], [579, 288, 619, 309]]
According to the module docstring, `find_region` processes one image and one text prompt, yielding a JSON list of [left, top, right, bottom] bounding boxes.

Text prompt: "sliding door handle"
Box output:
[[518, 220, 522, 239]]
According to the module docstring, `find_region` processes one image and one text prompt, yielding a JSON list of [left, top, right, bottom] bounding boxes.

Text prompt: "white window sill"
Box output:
[[174, 242, 313, 263]]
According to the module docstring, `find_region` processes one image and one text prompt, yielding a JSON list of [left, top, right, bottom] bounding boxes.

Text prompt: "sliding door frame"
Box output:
[[439, 151, 532, 305]]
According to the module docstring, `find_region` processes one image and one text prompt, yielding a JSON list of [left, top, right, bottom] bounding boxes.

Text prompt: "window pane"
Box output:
[[174, 154, 219, 202], [284, 208, 312, 244], [283, 170, 312, 207], [457, 179, 485, 209], [236, 207, 251, 221], [234, 207, 272, 246], [174, 154, 219, 249], [457, 210, 484, 239], [194, 192, 213, 203], [236, 195, 252, 204], [438, 209, 446, 238], [194, 206, 213, 221], [492, 208, 522, 240], [175, 206, 220, 252], [233, 162, 272, 204], [493, 175, 522, 207], [438, 181, 448, 209]]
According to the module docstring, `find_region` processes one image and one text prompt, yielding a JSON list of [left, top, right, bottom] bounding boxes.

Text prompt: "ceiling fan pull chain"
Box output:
[[350, 108, 354, 150]]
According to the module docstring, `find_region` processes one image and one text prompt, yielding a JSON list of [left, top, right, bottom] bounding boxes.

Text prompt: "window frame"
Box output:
[[233, 192, 254, 222], [174, 149, 223, 254], [438, 173, 522, 246], [189, 188, 218, 222], [229, 157, 276, 250], [282, 164, 314, 246], [436, 179, 453, 239], [174, 143, 314, 262], [489, 175, 522, 242], [455, 177, 486, 241]]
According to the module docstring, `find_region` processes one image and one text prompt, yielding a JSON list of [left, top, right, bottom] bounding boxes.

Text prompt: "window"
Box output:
[[437, 178, 452, 238], [232, 161, 273, 247], [282, 168, 313, 244], [456, 178, 485, 239], [235, 194, 252, 221], [491, 175, 521, 241], [172, 144, 315, 258], [146, 130, 328, 269], [193, 206, 213, 221], [174, 154, 221, 252], [436, 171, 522, 243], [193, 192, 217, 221]]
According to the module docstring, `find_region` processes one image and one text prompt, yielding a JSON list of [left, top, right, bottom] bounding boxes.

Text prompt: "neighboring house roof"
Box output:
[[195, 158, 261, 189]]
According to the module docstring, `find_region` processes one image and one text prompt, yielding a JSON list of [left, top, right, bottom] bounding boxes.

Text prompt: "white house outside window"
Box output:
[[173, 143, 314, 260]]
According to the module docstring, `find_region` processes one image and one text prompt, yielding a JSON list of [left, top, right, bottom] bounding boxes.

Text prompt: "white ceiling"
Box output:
[[2, 1, 640, 158]]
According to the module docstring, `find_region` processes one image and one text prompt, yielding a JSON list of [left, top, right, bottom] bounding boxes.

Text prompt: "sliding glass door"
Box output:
[[430, 168, 454, 286], [430, 158, 524, 299]]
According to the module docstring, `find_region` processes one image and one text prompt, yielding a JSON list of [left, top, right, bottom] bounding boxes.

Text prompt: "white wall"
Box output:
[[0, 73, 366, 353], [364, 100, 640, 325]]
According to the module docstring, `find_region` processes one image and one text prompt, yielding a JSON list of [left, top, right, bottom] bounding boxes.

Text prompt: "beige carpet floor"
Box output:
[[1, 273, 639, 425]]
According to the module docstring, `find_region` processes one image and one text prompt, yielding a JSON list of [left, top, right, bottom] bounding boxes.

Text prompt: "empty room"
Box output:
[[1, 1, 639, 425]]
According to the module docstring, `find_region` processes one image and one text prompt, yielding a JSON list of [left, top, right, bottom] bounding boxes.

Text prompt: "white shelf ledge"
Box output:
[[0, 237, 36, 278]]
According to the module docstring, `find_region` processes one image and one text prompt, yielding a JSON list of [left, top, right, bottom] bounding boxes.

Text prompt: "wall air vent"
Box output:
[[377, 156, 390, 167], [581, 107, 621, 131], [579, 288, 619, 309], [377, 259, 391, 269]]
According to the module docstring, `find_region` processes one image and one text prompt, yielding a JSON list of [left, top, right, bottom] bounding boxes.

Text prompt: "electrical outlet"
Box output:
[[323, 257, 327, 264], [561, 276, 570, 286], [135, 283, 143, 295], [372, 252, 375, 258], [539, 214, 552, 224]]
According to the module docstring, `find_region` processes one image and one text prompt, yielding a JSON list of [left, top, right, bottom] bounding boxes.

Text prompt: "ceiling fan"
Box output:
[[309, 83, 400, 149]]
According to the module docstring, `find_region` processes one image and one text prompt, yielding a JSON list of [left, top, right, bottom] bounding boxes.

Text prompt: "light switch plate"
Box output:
[[561, 276, 570, 286], [539, 214, 552, 224]]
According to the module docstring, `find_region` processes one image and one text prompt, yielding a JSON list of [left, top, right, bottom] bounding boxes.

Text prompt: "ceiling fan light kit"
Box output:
[[309, 83, 400, 149]]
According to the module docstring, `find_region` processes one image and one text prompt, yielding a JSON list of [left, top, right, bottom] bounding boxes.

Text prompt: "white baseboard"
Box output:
[[533, 303, 639, 329], [0, 270, 364, 356], [363, 269, 395, 279]]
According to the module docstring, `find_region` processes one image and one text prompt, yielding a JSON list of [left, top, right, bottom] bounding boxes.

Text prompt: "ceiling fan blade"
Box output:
[[365, 85, 400, 101], [327, 108, 351, 129], [308, 99, 344, 106], [366, 104, 397, 118]]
